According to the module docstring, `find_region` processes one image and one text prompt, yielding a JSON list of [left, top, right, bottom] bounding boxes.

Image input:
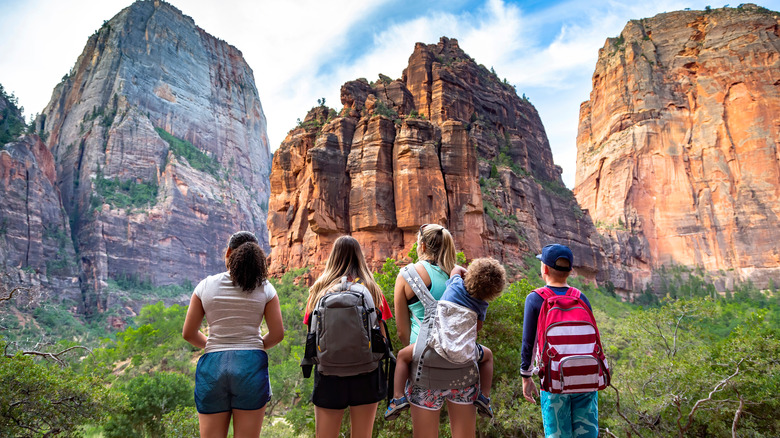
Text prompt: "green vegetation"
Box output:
[[0, 346, 120, 437], [155, 127, 220, 176], [2, 252, 779, 436], [0, 84, 27, 145], [94, 166, 158, 210], [372, 100, 399, 120]]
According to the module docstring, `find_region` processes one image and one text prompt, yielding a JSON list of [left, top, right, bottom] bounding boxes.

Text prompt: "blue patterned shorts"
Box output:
[[540, 391, 598, 438], [405, 381, 479, 410]]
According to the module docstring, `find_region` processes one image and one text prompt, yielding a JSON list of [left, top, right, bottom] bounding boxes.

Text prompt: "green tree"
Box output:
[[103, 372, 192, 438], [0, 345, 120, 437]]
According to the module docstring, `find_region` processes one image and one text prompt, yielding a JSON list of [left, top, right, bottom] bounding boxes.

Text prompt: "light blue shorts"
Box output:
[[540, 391, 598, 438], [195, 349, 271, 414]]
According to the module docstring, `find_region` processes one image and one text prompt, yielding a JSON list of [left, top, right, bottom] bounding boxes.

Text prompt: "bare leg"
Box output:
[[315, 406, 345, 438], [411, 405, 441, 438], [478, 346, 494, 397], [348, 402, 379, 438], [198, 411, 231, 438], [232, 407, 266, 438], [393, 344, 415, 399], [447, 401, 477, 438]]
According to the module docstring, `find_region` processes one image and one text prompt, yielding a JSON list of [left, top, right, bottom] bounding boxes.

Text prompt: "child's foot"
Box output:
[[384, 396, 410, 421], [474, 393, 494, 419]]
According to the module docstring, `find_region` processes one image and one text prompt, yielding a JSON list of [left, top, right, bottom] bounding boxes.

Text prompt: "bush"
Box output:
[[0, 349, 120, 437], [103, 372, 192, 438]]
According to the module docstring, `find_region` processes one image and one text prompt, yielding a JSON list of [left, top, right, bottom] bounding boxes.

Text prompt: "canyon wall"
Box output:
[[32, 0, 270, 313], [268, 37, 607, 280], [575, 4, 780, 290]]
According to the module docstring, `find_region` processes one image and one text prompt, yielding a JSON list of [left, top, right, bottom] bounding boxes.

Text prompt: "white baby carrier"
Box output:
[[401, 264, 480, 390]]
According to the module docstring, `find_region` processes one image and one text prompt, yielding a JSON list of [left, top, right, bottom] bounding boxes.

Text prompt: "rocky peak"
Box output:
[[26, 0, 272, 314], [575, 5, 780, 291], [268, 37, 606, 281]]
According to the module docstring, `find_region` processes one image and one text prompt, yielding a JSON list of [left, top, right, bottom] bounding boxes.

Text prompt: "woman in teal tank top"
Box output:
[[394, 224, 457, 345], [406, 260, 449, 343]]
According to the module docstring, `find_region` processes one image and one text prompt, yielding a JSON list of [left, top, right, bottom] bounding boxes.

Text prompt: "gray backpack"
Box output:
[[301, 277, 386, 377], [401, 264, 480, 390]]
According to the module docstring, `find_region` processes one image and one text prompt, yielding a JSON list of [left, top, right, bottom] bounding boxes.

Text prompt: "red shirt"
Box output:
[[304, 294, 393, 325]]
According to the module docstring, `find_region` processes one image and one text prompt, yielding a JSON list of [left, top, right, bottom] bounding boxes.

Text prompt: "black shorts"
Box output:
[[311, 366, 387, 410]]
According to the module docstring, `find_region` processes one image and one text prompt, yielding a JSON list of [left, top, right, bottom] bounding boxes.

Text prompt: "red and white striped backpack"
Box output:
[[534, 287, 611, 393]]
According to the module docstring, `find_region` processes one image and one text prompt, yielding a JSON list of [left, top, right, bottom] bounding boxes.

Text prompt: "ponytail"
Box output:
[[418, 224, 456, 274], [436, 228, 456, 274], [226, 231, 268, 292]]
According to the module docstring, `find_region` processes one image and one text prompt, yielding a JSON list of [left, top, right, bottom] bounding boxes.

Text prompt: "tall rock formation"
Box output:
[[35, 0, 270, 313], [575, 4, 780, 291], [0, 85, 80, 299], [268, 37, 606, 278]]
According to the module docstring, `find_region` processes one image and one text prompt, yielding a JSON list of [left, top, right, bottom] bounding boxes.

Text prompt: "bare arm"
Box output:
[[394, 273, 411, 346], [262, 295, 285, 350], [182, 293, 207, 349], [450, 265, 467, 278]]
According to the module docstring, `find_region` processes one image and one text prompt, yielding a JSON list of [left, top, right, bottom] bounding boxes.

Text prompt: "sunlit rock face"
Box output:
[[575, 5, 780, 291], [268, 37, 606, 281], [37, 0, 271, 313]]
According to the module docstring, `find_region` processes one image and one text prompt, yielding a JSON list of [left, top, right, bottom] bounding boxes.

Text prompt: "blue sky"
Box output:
[[2, 0, 779, 187]]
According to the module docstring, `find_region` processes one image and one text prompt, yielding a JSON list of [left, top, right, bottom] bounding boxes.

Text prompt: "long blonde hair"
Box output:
[[306, 236, 385, 315], [418, 224, 456, 274]]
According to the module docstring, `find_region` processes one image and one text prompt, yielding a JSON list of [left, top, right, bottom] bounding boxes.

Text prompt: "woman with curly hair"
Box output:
[[183, 231, 284, 438]]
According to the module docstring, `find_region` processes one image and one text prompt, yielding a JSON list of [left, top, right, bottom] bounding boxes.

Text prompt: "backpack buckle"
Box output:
[[546, 347, 558, 358]]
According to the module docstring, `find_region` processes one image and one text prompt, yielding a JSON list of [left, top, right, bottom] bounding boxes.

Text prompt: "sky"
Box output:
[[2, 0, 779, 188]]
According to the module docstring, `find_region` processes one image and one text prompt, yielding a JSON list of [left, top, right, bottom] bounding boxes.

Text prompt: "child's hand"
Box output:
[[522, 376, 539, 403], [450, 265, 467, 277]]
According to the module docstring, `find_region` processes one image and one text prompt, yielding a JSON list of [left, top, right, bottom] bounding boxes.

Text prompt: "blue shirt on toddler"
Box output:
[[442, 274, 489, 321]]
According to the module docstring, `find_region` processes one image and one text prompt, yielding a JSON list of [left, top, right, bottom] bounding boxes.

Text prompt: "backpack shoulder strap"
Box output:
[[401, 263, 436, 308], [565, 287, 582, 299], [534, 287, 555, 300]]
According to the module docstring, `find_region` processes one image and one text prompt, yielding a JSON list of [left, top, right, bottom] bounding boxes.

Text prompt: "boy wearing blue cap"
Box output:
[[521, 244, 599, 438]]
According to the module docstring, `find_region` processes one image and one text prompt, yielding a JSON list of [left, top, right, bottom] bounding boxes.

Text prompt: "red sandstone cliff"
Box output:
[[575, 4, 780, 290], [268, 37, 606, 278]]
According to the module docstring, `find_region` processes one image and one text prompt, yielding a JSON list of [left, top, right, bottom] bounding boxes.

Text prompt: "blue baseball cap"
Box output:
[[536, 244, 573, 271]]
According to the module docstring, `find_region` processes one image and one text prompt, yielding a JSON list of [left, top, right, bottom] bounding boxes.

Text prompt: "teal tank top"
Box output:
[[408, 260, 449, 343]]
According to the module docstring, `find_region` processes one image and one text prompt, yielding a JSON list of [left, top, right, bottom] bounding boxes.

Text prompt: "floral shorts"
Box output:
[[405, 381, 479, 410]]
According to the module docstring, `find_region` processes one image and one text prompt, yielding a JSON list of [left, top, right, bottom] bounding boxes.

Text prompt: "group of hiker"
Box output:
[[182, 226, 611, 438]]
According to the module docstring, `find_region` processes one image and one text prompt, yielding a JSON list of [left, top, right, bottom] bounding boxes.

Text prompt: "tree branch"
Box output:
[[6, 345, 92, 366], [0, 286, 27, 303], [610, 385, 646, 438], [600, 428, 619, 438], [732, 388, 745, 438], [671, 309, 689, 358], [680, 359, 744, 434]]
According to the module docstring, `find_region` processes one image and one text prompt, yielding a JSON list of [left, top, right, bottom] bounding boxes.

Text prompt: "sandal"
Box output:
[[384, 396, 410, 421], [474, 393, 494, 419]]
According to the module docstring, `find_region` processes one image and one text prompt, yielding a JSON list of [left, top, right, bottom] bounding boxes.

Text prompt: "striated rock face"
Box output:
[[268, 37, 606, 279], [35, 0, 270, 313], [0, 134, 80, 300], [575, 4, 780, 290]]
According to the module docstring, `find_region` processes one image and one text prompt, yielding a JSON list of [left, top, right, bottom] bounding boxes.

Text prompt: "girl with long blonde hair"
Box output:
[[303, 235, 392, 438]]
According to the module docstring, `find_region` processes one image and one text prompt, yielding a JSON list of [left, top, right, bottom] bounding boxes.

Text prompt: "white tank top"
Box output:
[[194, 271, 277, 353]]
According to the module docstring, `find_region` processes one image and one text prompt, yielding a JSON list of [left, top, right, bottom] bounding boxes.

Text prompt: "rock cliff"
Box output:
[[268, 37, 606, 279], [0, 133, 81, 301], [575, 4, 780, 290], [34, 0, 271, 313]]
